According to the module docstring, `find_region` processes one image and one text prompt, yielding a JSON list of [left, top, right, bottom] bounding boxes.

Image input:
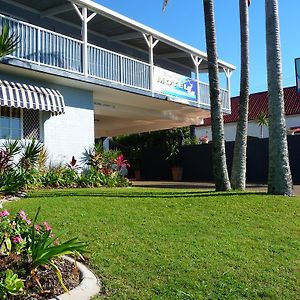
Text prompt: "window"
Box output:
[[0, 106, 22, 140], [0, 107, 40, 140]]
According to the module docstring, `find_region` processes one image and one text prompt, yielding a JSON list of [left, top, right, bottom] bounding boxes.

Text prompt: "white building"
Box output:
[[0, 0, 235, 163], [196, 86, 300, 142]]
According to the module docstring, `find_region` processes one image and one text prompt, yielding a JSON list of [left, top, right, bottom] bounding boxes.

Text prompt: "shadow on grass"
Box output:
[[26, 189, 267, 200]]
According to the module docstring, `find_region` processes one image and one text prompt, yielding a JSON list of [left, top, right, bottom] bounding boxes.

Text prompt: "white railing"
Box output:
[[0, 14, 230, 110]]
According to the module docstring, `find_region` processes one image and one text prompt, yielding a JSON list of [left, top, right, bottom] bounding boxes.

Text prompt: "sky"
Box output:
[[94, 0, 299, 97]]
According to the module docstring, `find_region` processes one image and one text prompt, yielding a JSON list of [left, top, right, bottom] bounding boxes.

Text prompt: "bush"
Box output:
[[0, 140, 131, 195]]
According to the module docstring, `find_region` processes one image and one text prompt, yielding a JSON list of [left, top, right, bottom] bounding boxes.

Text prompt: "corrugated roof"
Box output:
[[201, 86, 300, 126]]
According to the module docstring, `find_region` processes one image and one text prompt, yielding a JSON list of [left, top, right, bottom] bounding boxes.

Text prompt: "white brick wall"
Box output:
[[42, 87, 94, 165]]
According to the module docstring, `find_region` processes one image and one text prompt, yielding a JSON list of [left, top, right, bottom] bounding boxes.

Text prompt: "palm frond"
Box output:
[[162, 0, 169, 12], [0, 21, 19, 58]]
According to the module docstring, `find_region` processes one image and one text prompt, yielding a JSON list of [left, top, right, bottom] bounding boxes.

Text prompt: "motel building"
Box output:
[[0, 0, 235, 163]]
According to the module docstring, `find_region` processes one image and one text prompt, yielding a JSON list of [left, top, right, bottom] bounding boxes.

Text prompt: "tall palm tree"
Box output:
[[231, 0, 250, 190], [202, 0, 231, 191], [265, 0, 293, 195], [0, 22, 19, 58], [163, 0, 231, 191]]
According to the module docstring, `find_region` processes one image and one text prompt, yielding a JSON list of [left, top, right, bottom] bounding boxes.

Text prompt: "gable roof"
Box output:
[[201, 86, 300, 126]]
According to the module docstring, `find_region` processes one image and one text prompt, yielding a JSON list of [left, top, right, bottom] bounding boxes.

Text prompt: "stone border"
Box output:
[[50, 256, 101, 300]]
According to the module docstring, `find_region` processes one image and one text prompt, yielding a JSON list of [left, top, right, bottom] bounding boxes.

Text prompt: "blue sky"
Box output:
[[95, 0, 299, 97]]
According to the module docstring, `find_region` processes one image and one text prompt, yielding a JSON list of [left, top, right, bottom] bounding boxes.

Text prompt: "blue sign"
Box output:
[[153, 67, 198, 102]]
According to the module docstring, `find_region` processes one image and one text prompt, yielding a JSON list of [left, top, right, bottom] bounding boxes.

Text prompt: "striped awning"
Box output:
[[0, 80, 65, 114]]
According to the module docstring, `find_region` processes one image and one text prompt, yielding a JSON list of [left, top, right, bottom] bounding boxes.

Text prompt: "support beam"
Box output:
[[109, 31, 142, 41], [143, 34, 159, 96], [158, 52, 191, 59], [40, 3, 73, 17], [191, 55, 203, 104]]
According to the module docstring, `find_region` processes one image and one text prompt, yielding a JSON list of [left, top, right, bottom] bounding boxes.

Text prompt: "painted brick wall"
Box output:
[[42, 86, 94, 165]]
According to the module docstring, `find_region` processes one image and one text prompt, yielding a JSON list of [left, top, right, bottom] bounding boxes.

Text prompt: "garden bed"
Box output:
[[2, 256, 79, 300]]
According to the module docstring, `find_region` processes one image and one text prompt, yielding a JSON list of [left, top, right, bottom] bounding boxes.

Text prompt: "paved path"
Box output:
[[132, 181, 300, 196]]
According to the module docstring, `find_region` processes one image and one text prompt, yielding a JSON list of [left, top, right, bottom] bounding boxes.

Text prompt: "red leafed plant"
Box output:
[[115, 154, 130, 169]]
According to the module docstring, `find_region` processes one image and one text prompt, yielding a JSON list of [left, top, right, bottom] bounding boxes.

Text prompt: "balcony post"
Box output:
[[222, 67, 232, 110], [143, 34, 159, 96], [72, 4, 97, 76], [191, 55, 203, 104], [82, 7, 88, 76]]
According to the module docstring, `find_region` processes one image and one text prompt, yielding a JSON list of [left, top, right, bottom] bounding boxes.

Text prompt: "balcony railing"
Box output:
[[0, 14, 230, 111]]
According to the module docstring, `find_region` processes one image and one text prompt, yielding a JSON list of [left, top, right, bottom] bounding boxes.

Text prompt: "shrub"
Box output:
[[0, 140, 131, 195]]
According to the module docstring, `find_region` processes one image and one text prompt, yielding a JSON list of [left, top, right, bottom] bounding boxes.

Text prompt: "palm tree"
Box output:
[[256, 111, 268, 138], [202, 0, 231, 191], [163, 0, 231, 191], [265, 0, 293, 195], [0, 21, 19, 58], [231, 0, 250, 190]]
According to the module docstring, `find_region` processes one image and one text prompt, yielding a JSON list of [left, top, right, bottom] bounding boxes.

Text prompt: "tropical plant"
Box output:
[[0, 208, 87, 295], [30, 210, 86, 292], [256, 111, 268, 138], [0, 21, 19, 58], [0, 269, 24, 299], [165, 140, 181, 167], [231, 0, 251, 190], [0, 140, 21, 172], [265, 0, 293, 195], [19, 140, 44, 171], [0, 169, 27, 195], [66, 156, 80, 170]]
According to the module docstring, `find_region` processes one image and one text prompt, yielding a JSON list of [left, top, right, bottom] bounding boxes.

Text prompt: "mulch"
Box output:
[[0, 255, 80, 300]]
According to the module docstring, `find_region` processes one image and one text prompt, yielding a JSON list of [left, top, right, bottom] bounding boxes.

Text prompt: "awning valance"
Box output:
[[0, 80, 65, 114]]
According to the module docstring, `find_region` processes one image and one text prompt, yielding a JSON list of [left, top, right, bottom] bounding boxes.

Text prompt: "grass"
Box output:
[[4, 187, 300, 299]]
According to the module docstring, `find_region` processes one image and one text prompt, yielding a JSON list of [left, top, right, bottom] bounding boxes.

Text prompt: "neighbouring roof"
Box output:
[[201, 86, 300, 126]]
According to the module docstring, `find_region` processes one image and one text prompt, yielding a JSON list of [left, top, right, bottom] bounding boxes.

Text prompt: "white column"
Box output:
[[191, 55, 203, 104], [72, 4, 96, 77], [223, 68, 233, 111], [82, 7, 88, 76], [143, 34, 159, 96]]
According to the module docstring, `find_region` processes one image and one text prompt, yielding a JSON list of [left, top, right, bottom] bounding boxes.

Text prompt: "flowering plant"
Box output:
[[199, 135, 209, 144], [0, 208, 86, 298]]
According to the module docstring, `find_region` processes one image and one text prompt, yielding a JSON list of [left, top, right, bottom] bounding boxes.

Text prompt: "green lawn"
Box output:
[[4, 188, 300, 299]]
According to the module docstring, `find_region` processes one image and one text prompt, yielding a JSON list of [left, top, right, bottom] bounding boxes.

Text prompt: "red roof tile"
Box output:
[[201, 86, 300, 126]]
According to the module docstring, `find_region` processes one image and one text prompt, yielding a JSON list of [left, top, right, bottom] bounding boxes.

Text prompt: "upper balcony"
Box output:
[[0, 0, 235, 114]]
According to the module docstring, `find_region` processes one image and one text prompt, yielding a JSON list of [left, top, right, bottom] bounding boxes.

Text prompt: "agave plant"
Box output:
[[0, 21, 19, 58]]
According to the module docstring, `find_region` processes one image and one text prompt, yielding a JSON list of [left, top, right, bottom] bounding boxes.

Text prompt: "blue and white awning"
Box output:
[[0, 80, 65, 114]]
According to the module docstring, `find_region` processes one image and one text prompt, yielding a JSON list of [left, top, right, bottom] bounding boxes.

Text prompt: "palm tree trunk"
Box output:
[[265, 0, 293, 195], [231, 0, 250, 190], [203, 0, 231, 191]]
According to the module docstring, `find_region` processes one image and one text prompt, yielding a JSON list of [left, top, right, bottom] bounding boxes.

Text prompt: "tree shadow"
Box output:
[[26, 189, 267, 200]]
